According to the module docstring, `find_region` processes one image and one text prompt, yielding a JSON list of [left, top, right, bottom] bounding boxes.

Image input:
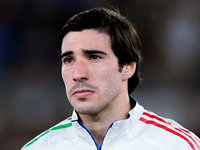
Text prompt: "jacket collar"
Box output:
[[70, 96, 145, 147]]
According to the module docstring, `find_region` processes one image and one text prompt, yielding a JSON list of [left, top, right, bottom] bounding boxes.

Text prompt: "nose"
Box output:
[[73, 60, 88, 82]]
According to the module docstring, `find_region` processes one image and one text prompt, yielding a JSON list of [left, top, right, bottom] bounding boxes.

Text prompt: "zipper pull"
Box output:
[[97, 146, 101, 150]]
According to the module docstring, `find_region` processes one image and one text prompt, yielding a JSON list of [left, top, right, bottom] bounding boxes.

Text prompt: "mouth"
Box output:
[[73, 89, 94, 98]]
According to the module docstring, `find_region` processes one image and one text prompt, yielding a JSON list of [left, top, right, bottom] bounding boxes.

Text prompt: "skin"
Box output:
[[61, 29, 136, 146]]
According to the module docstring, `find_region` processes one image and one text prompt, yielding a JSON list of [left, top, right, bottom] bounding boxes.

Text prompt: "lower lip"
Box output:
[[74, 91, 93, 98]]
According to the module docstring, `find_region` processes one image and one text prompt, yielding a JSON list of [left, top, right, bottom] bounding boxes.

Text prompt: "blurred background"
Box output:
[[0, 0, 200, 149]]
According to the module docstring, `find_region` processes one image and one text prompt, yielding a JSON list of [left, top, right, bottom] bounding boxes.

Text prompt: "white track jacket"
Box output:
[[21, 98, 200, 150]]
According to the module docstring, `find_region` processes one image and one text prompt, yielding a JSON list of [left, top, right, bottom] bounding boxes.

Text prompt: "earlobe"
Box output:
[[122, 62, 136, 80]]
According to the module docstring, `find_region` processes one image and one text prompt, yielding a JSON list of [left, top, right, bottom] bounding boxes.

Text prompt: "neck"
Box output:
[[78, 93, 131, 146]]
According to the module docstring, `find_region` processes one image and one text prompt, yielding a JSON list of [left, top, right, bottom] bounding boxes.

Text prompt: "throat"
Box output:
[[89, 127, 108, 146], [78, 116, 111, 146], [77, 98, 131, 146]]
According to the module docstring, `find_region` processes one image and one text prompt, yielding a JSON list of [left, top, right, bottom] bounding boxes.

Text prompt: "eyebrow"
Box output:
[[60, 51, 73, 59], [60, 49, 107, 59], [82, 49, 107, 55]]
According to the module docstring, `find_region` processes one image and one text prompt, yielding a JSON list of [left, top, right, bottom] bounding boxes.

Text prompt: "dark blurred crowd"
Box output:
[[0, 0, 200, 149]]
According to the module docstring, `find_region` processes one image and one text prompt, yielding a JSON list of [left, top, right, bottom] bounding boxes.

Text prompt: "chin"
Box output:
[[75, 106, 99, 116]]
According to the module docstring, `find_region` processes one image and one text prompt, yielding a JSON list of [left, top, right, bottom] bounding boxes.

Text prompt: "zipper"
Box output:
[[78, 121, 114, 150]]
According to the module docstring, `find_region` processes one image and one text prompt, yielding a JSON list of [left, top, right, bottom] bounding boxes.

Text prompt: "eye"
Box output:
[[62, 57, 74, 64], [89, 55, 102, 60]]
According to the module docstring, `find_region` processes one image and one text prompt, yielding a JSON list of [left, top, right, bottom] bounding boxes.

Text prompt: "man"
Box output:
[[21, 7, 200, 150]]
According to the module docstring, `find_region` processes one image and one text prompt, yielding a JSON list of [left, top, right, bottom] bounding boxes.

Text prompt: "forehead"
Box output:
[[61, 29, 112, 54]]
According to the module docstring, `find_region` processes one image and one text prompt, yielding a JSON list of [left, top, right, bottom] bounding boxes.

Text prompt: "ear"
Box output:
[[122, 62, 136, 81]]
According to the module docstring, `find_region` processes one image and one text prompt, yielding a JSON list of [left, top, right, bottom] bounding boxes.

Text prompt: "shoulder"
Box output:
[[21, 117, 73, 150], [138, 110, 200, 150]]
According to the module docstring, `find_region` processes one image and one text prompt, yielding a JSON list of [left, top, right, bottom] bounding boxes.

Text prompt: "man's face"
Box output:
[[61, 29, 127, 116]]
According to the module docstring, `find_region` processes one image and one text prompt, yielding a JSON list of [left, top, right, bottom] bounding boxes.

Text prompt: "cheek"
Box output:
[[61, 69, 66, 85], [61, 68, 71, 93], [97, 65, 122, 90]]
